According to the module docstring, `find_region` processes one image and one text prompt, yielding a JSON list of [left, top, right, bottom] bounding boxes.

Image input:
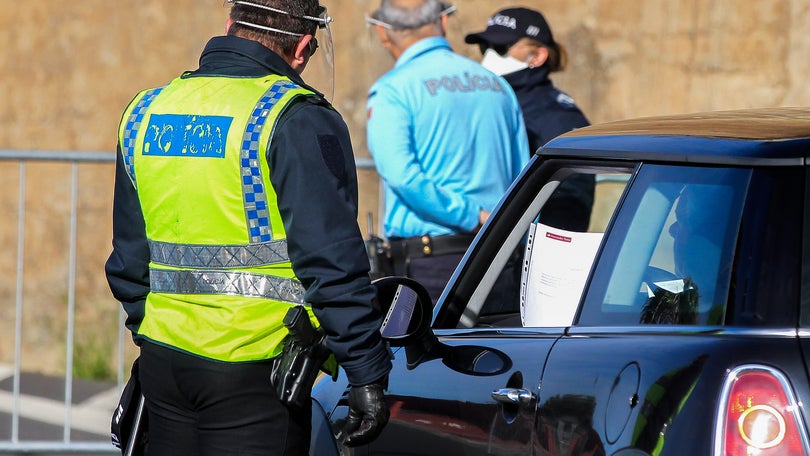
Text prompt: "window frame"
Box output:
[[433, 157, 637, 329]]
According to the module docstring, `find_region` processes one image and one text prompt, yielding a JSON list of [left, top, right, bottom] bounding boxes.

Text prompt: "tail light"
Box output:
[[715, 365, 810, 455]]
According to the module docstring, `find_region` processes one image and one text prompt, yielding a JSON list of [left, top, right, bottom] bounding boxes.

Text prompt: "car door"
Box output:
[[363, 330, 555, 456], [355, 158, 635, 455], [536, 164, 806, 455]]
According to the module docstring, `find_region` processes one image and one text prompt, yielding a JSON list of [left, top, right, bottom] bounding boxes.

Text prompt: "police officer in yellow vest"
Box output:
[[105, 1, 392, 454]]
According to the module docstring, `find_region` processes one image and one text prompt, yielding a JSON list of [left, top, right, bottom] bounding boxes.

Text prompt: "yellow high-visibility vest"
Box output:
[[118, 73, 318, 362]]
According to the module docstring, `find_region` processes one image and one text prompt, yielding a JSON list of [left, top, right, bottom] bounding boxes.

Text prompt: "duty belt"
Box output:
[[388, 234, 474, 276]]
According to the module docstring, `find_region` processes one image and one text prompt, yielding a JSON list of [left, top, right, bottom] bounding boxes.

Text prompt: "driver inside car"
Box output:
[[642, 184, 733, 324]]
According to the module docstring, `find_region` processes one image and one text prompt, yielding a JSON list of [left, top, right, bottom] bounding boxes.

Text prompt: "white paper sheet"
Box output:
[[520, 223, 604, 327]]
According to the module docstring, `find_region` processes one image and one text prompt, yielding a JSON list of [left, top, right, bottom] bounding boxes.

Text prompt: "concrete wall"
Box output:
[[2, 0, 809, 373]]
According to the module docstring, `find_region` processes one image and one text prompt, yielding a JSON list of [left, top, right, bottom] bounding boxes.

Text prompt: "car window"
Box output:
[[446, 159, 803, 331], [579, 165, 749, 326], [468, 165, 632, 328]]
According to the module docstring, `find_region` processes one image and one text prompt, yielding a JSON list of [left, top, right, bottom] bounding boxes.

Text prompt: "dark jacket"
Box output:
[[505, 66, 595, 232], [505, 66, 590, 152], [105, 35, 391, 386]]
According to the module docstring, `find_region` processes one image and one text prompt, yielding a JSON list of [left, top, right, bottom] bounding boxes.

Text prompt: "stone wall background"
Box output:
[[2, 0, 809, 375]]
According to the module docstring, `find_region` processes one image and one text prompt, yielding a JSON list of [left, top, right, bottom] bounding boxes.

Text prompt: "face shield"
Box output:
[[228, 1, 336, 101], [306, 6, 335, 102]]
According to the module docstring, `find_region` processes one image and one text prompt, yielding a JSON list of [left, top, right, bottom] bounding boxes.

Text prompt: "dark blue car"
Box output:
[[311, 107, 810, 456]]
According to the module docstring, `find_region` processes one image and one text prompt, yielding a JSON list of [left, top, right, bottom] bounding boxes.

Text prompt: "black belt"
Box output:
[[388, 234, 474, 259]]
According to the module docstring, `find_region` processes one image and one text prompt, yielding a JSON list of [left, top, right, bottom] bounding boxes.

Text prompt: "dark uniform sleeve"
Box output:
[[105, 147, 151, 338], [269, 98, 392, 387]]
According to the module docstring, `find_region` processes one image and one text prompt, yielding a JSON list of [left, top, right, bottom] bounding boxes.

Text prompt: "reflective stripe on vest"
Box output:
[[150, 269, 305, 303], [149, 239, 290, 267]]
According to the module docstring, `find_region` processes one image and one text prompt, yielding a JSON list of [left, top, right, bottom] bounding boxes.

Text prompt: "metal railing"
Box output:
[[0, 149, 377, 454], [1, 150, 119, 454]]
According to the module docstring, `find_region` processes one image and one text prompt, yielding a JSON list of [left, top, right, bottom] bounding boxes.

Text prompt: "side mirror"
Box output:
[[374, 276, 433, 347], [373, 276, 512, 375]]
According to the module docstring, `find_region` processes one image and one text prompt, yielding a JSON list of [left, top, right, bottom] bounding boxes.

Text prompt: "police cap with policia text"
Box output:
[[464, 7, 555, 48]]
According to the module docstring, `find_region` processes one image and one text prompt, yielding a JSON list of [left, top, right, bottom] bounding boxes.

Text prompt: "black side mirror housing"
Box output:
[[373, 276, 513, 375], [373, 276, 433, 347]]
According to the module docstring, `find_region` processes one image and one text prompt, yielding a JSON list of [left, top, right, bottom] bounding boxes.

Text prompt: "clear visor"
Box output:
[[304, 7, 335, 102]]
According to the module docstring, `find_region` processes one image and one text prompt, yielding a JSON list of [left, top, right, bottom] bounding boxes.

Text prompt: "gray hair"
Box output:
[[371, 0, 452, 30]]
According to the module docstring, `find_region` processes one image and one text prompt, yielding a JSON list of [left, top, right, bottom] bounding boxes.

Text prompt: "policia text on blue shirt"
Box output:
[[423, 72, 506, 95]]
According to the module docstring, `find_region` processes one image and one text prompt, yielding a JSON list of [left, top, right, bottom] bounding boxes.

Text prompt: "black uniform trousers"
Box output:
[[405, 253, 465, 305], [139, 340, 310, 456]]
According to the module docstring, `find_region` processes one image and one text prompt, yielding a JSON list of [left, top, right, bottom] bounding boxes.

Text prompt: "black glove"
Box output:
[[342, 382, 389, 447]]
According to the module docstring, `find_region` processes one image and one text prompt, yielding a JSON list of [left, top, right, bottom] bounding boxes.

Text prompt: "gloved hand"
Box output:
[[342, 381, 389, 447]]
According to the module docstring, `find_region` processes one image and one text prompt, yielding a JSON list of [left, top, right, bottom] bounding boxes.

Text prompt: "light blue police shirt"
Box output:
[[367, 37, 529, 239]]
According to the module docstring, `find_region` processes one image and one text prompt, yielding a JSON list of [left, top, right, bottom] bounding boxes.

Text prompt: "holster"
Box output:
[[366, 235, 393, 280], [271, 306, 332, 410]]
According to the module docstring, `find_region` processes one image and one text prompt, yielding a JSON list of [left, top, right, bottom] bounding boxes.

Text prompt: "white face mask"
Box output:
[[480, 48, 529, 76]]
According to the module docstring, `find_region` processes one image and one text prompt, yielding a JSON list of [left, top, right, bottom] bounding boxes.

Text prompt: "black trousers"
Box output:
[[408, 251, 522, 313], [139, 341, 310, 456], [406, 253, 465, 305]]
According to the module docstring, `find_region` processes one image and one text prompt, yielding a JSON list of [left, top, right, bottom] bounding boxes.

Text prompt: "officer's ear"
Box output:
[[440, 14, 448, 37], [290, 34, 314, 74], [528, 46, 549, 69], [375, 25, 400, 59], [375, 24, 390, 46]]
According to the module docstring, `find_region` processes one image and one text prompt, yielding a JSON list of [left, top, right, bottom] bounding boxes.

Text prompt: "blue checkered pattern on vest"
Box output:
[[241, 80, 297, 243], [121, 87, 165, 188]]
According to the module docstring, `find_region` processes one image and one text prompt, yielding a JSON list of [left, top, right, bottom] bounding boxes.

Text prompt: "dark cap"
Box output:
[[464, 7, 554, 47]]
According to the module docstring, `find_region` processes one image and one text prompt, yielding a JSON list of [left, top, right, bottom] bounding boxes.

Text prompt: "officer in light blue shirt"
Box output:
[[366, 0, 529, 302]]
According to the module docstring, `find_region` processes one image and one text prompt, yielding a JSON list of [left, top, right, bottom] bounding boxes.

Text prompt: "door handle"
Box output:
[[491, 388, 535, 407]]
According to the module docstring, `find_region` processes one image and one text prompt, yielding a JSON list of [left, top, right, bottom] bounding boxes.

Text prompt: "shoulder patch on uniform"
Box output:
[[317, 134, 347, 188], [556, 92, 577, 108]]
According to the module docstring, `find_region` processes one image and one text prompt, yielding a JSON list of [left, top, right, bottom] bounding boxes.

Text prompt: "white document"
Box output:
[[520, 223, 604, 327]]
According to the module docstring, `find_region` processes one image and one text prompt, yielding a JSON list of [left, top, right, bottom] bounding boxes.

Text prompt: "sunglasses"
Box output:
[[478, 43, 512, 56], [308, 36, 319, 57]]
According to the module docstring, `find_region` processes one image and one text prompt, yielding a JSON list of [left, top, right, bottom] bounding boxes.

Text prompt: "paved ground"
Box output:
[[0, 363, 118, 449]]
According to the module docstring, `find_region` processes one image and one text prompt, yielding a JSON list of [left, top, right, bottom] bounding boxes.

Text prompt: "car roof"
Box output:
[[541, 107, 810, 165]]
